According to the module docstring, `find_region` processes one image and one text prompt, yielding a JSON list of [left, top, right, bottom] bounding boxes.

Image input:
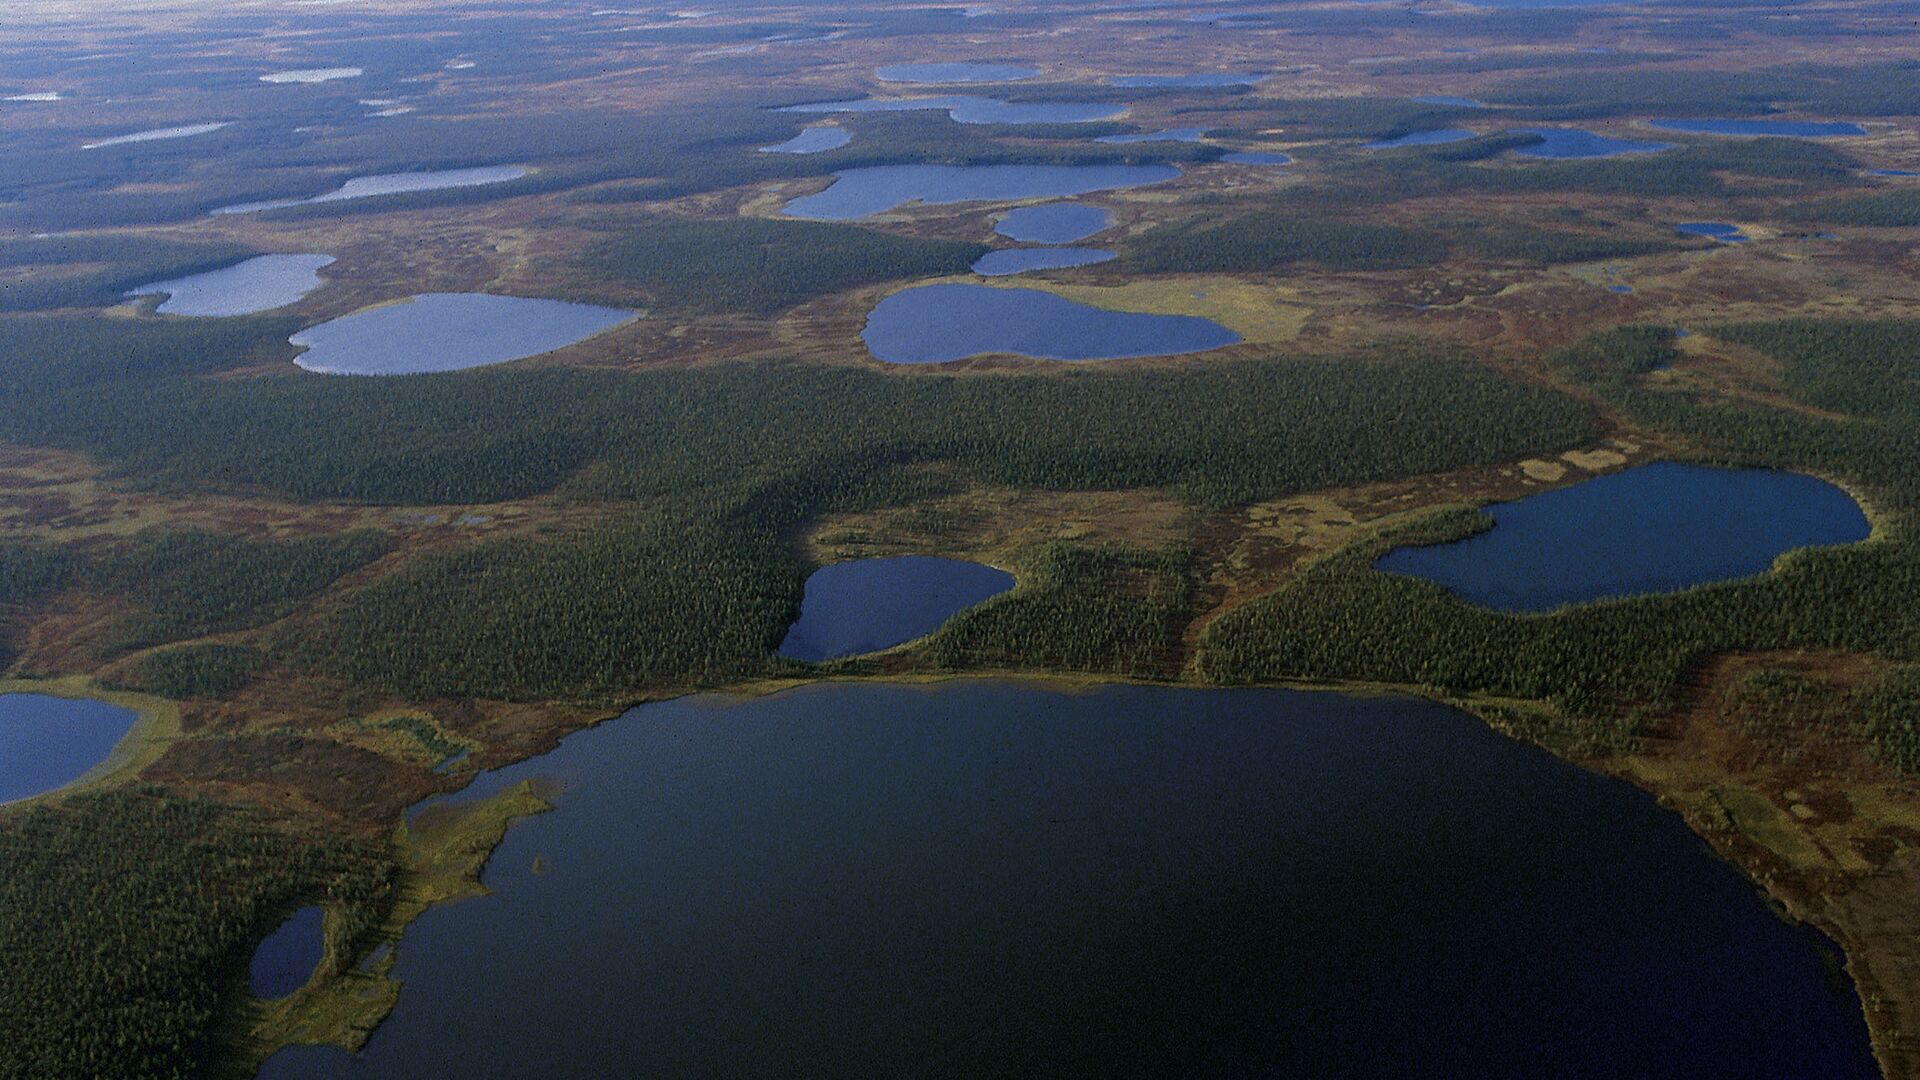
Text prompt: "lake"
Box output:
[[210, 166, 528, 215], [289, 294, 635, 375], [780, 163, 1178, 220], [1375, 462, 1871, 612], [862, 283, 1239, 363], [1222, 151, 1291, 165], [994, 202, 1113, 242], [875, 62, 1038, 83], [128, 254, 334, 316], [1367, 128, 1475, 149], [251, 907, 326, 1000], [757, 126, 850, 153], [252, 680, 1879, 1080], [972, 248, 1115, 275], [0, 693, 137, 804], [260, 68, 363, 84], [1414, 94, 1485, 107], [776, 556, 1015, 661], [1650, 119, 1867, 138], [82, 121, 229, 150], [1108, 72, 1264, 87], [779, 96, 1125, 125], [1868, 169, 1920, 177], [1514, 127, 1673, 159], [1676, 222, 1748, 243], [1095, 127, 1207, 144]]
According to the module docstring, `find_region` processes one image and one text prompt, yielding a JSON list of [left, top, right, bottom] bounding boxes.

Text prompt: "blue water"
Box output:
[[862, 283, 1239, 363], [250, 906, 326, 1000], [0, 693, 137, 803], [1367, 128, 1476, 149], [127, 254, 334, 316], [1650, 118, 1867, 138], [1676, 222, 1748, 243], [1414, 95, 1485, 108], [876, 62, 1039, 83], [776, 556, 1014, 661], [780, 163, 1177, 220], [1222, 151, 1291, 165], [972, 248, 1116, 275], [1515, 128, 1673, 159], [1867, 168, 1920, 177], [252, 680, 1879, 1080], [211, 166, 528, 215], [290, 294, 635, 375], [1375, 463, 1870, 612], [994, 202, 1113, 243], [1608, 284, 1634, 294], [1108, 72, 1265, 87], [1096, 126, 1208, 143], [757, 126, 850, 154], [780, 96, 1124, 125]]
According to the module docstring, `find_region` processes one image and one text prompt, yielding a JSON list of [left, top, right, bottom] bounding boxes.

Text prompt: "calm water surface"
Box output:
[[290, 294, 634, 375], [1677, 222, 1748, 243], [128, 254, 334, 315], [876, 62, 1038, 83], [862, 283, 1238, 363], [1414, 94, 1485, 107], [781, 163, 1176, 220], [82, 121, 229, 149], [994, 202, 1113, 242], [1096, 126, 1207, 143], [781, 96, 1124, 125], [777, 556, 1014, 661], [1515, 128, 1672, 158], [0, 693, 137, 803], [251, 907, 326, 999], [211, 166, 528, 215], [260, 67, 362, 84], [1375, 462, 1870, 611], [757, 126, 850, 153], [1650, 118, 1866, 137], [1108, 72, 1264, 87], [972, 248, 1115, 275], [1368, 128, 1475, 149], [254, 680, 1878, 1080]]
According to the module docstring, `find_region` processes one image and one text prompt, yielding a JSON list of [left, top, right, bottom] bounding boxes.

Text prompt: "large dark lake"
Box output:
[[861, 283, 1238, 363], [1375, 463, 1870, 611], [0, 693, 137, 803], [781, 164, 1177, 220], [256, 680, 1878, 1080]]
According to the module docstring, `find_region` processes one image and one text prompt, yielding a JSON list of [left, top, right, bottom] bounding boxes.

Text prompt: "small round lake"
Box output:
[[1515, 128, 1673, 159], [862, 283, 1239, 363], [1375, 462, 1871, 612], [128, 254, 334, 316], [1676, 222, 1749, 243], [875, 62, 1038, 83], [251, 906, 326, 1000], [777, 556, 1014, 661], [757, 126, 850, 154], [780, 96, 1124, 125], [290, 294, 635, 375], [211, 166, 528, 215], [972, 247, 1115, 275], [252, 680, 1879, 1080], [780, 163, 1177, 221], [0, 693, 137, 804], [1650, 118, 1867, 138], [994, 202, 1113, 243], [1367, 128, 1476, 149], [260, 68, 363, 84]]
